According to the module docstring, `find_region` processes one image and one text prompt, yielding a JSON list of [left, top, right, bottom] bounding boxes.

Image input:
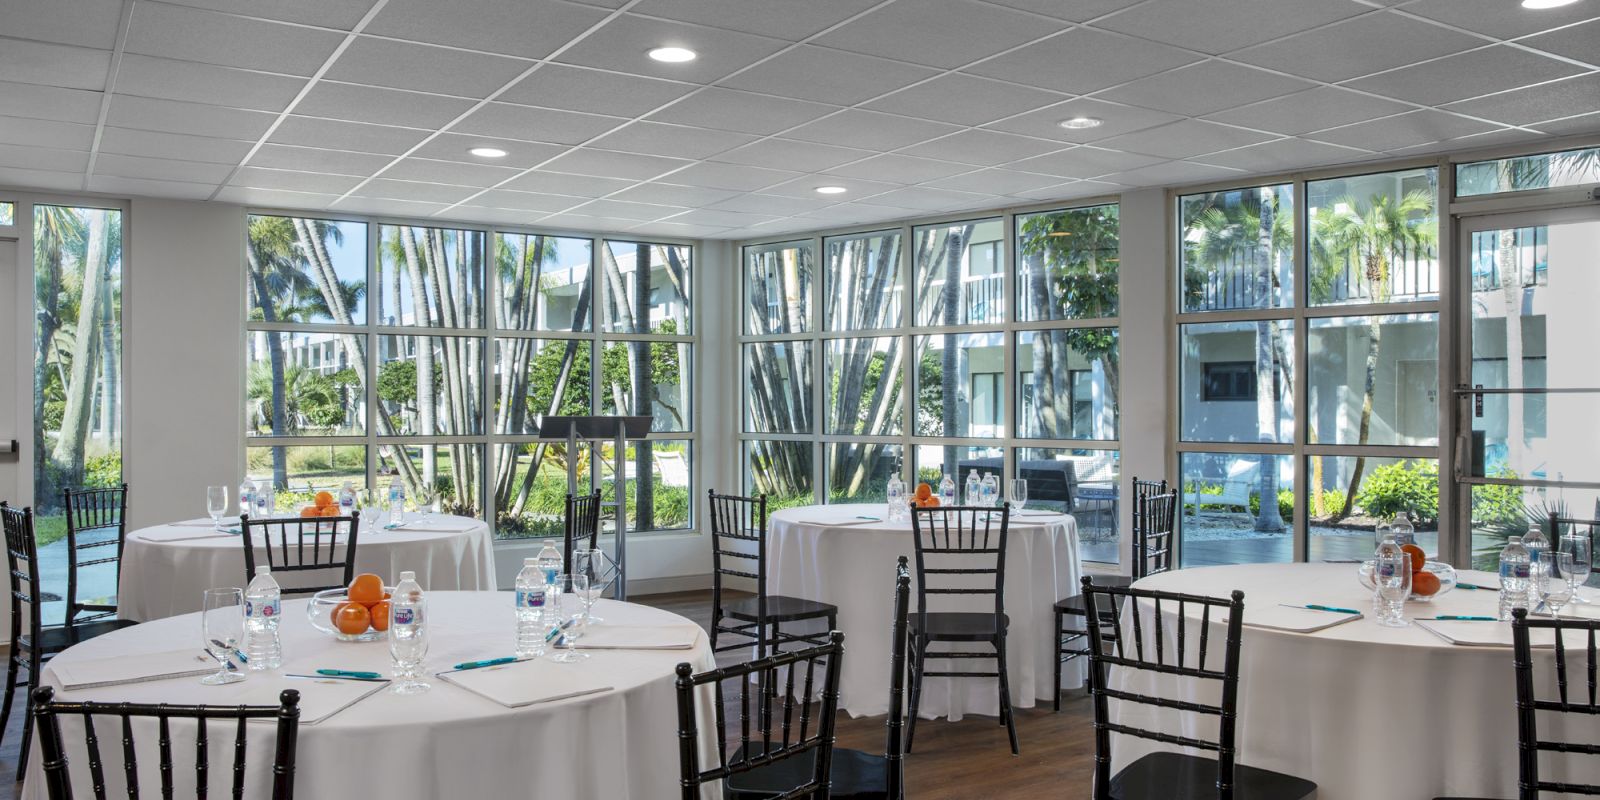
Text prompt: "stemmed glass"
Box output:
[[356, 488, 379, 534], [412, 486, 437, 524], [574, 548, 606, 624], [1561, 530, 1592, 603], [1009, 479, 1028, 513], [548, 575, 589, 663], [1543, 551, 1576, 619], [206, 486, 229, 531], [201, 588, 245, 685], [1373, 550, 1413, 628]]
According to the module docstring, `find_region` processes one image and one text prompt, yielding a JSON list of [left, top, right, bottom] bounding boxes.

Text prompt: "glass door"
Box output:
[[1456, 207, 1600, 570]]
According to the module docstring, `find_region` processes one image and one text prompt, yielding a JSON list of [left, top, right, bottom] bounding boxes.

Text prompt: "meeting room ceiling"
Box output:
[[1, 0, 1598, 240]]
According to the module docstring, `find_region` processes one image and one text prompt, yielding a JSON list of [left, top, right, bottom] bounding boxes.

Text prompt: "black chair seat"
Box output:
[[19, 619, 137, 655], [911, 611, 1009, 641], [726, 595, 838, 624], [1108, 752, 1317, 800], [726, 745, 889, 800]]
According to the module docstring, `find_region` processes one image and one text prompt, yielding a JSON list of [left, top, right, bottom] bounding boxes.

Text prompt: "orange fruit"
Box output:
[[299, 505, 320, 518], [1412, 571, 1441, 597], [368, 600, 391, 632], [348, 573, 385, 606], [924, 496, 940, 507], [915, 482, 933, 500], [1401, 544, 1427, 572], [314, 491, 334, 508], [332, 602, 370, 635], [320, 505, 340, 517]]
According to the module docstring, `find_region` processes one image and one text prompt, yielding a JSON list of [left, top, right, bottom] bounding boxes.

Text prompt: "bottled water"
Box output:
[[1389, 516, 1416, 547], [965, 472, 981, 506], [243, 566, 282, 670], [981, 473, 999, 508], [1499, 538, 1533, 621], [1374, 528, 1404, 615], [238, 479, 256, 518], [1522, 524, 1551, 606], [387, 476, 405, 526], [389, 571, 429, 692], [886, 475, 906, 522], [253, 483, 275, 518], [514, 558, 547, 658], [938, 474, 956, 507], [338, 481, 356, 517], [537, 540, 563, 583]]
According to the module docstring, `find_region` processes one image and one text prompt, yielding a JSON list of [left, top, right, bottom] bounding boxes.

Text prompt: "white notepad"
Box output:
[[234, 677, 389, 725], [1237, 606, 1365, 634], [575, 625, 700, 650], [797, 518, 876, 528], [55, 650, 219, 691], [173, 517, 241, 528], [390, 519, 477, 532], [436, 659, 612, 708]]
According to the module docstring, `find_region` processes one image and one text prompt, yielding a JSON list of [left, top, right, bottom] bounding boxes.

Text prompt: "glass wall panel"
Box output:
[[912, 445, 1004, 495], [246, 330, 366, 437], [246, 445, 367, 507], [1016, 204, 1119, 321], [494, 232, 593, 332], [0, 202, 13, 225], [491, 441, 593, 539], [1180, 321, 1294, 443], [826, 443, 902, 504], [824, 337, 903, 436], [913, 219, 1004, 326], [377, 335, 482, 436], [1307, 455, 1440, 561], [597, 440, 692, 533], [246, 214, 368, 325], [825, 230, 902, 331], [1307, 167, 1439, 305], [377, 225, 483, 328], [746, 440, 815, 509], [601, 340, 690, 433], [602, 240, 691, 335], [1178, 185, 1293, 312], [1308, 313, 1438, 447], [915, 332, 1005, 437], [1179, 452, 1296, 567], [744, 341, 813, 434], [493, 337, 590, 435], [378, 443, 484, 518], [1017, 328, 1118, 440], [1457, 146, 1600, 197], [1019, 448, 1120, 563], [746, 240, 813, 335]]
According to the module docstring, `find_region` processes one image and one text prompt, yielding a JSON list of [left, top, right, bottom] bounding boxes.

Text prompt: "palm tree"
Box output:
[[33, 205, 85, 507], [51, 209, 115, 485]]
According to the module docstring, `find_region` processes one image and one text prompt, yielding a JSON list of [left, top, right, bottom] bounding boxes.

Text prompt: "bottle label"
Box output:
[[1501, 562, 1531, 580], [393, 607, 416, 625], [1378, 562, 1398, 579], [261, 599, 279, 618], [517, 589, 545, 608]]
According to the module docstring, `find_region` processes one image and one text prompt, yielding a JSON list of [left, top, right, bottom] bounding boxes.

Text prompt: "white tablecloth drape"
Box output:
[[119, 513, 497, 621], [25, 593, 719, 800], [1115, 563, 1600, 800], [767, 504, 1081, 720]]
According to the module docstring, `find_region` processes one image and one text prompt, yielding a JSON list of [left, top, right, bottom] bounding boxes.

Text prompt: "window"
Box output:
[[1201, 362, 1255, 402], [1456, 145, 1600, 197], [0, 202, 14, 226]]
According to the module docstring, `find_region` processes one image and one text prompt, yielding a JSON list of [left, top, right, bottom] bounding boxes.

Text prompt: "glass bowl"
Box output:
[[1357, 559, 1457, 602], [306, 586, 391, 642]]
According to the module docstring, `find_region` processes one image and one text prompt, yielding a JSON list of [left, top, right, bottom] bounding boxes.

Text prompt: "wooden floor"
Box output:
[[0, 589, 1098, 799]]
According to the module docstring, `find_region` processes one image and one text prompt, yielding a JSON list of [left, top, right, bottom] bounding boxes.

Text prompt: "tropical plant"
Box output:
[[1355, 459, 1440, 525]]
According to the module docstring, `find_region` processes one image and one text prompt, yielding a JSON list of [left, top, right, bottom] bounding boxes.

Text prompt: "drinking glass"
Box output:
[[412, 486, 437, 523], [548, 576, 589, 663], [1009, 479, 1028, 512], [206, 486, 229, 530], [201, 588, 246, 685], [1373, 551, 1412, 628], [356, 488, 379, 534], [1543, 551, 1576, 619], [1561, 531, 1592, 603], [574, 548, 606, 624]]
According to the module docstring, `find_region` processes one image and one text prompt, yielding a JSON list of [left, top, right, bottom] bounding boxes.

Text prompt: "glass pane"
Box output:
[[597, 440, 692, 533], [377, 225, 483, 328], [0, 202, 13, 225], [1307, 167, 1439, 305], [1308, 456, 1439, 561], [914, 219, 1004, 326], [491, 441, 593, 540], [1178, 185, 1293, 312], [1468, 485, 1600, 571], [377, 443, 484, 518], [746, 240, 814, 335], [493, 337, 591, 435], [1017, 328, 1118, 440], [494, 232, 593, 332], [746, 440, 814, 509], [824, 337, 903, 436], [246, 330, 366, 437], [826, 443, 902, 504], [825, 230, 902, 330], [378, 335, 483, 436], [247, 445, 367, 503], [246, 214, 368, 325], [603, 240, 691, 335], [600, 339, 690, 433], [744, 341, 813, 434], [1016, 204, 1119, 321], [1457, 146, 1600, 197], [915, 332, 1005, 437], [1018, 448, 1120, 564], [1179, 452, 1296, 567], [1180, 320, 1294, 443], [1308, 313, 1438, 447], [1470, 393, 1600, 484], [912, 444, 1003, 497]]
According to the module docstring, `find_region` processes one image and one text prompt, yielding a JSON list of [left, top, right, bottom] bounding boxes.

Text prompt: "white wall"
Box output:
[[1115, 188, 1171, 565]]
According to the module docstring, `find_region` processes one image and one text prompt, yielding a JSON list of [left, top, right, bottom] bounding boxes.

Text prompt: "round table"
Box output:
[[24, 593, 718, 800], [118, 514, 498, 621], [768, 503, 1081, 719], [1116, 563, 1600, 800]]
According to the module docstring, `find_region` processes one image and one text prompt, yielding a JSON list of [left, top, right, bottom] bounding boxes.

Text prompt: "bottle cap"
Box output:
[[524, 558, 538, 567], [256, 565, 270, 575], [400, 570, 416, 581]]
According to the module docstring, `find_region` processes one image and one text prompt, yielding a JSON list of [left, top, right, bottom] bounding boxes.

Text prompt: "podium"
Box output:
[[537, 415, 651, 601]]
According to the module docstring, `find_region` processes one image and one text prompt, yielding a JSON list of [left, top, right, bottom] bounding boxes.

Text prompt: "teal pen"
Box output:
[[854, 515, 882, 521], [544, 618, 576, 643], [1424, 615, 1497, 621], [1280, 603, 1361, 615], [1456, 582, 1497, 591], [316, 669, 383, 679], [453, 656, 519, 671]]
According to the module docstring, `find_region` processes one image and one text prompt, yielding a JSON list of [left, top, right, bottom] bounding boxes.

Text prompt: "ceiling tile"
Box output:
[[466, 190, 586, 212], [498, 65, 694, 118], [1306, 109, 1498, 152], [538, 147, 688, 180], [0, 166, 84, 192], [1098, 159, 1246, 187], [1444, 74, 1600, 127], [793, 203, 901, 225], [1092, 0, 1368, 55], [707, 193, 838, 215], [1522, 19, 1600, 66], [114, 54, 305, 112], [1093, 119, 1276, 159], [152, 0, 374, 28], [898, 130, 1066, 167], [964, 27, 1202, 94], [609, 182, 739, 207], [0, 116, 95, 150], [1345, 46, 1585, 106], [1002, 146, 1165, 178], [924, 168, 1074, 195], [569, 199, 681, 221], [1010, 179, 1092, 201], [230, 167, 366, 193], [865, 73, 1065, 126], [984, 98, 1182, 143], [294, 82, 476, 128], [0, 81, 104, 124], [355, 178, 480, 203], [528, 212, 604, 232], [1204, 87, 1413, 136], [554, 13, 790, 84], [0, 0, 123, 49], [656, 161, 800, 192], [433, 205, 543, 225], [500, 170, 639, 197], [760, 174, 903, 199], [335, 196, 454, 217], [721, 45, 939, 105], [106, 95, 277, 139], [213, 186, 341, 208], [1401, 0, 1600, 39], [824, 153, 973, 183], [407, 134, 567, 169], [589, 122, 758, 160], [325, 38, 532, 99], [858, 186, 991, 211], [100, 127, 255, 164], [626, 220, 731, 239], [1230, 11, 1482, 83], [1383, 126, 1533, 157], [93, 152, 235, 183], [0, 40, 111, 91], [1097, 61, 1316, 117], [247, 143, 394, 175], [454, 103, 626, 145], [661, 208, 783, 228], [628, 0, 878, 39], [813, 0, 1063, 69], [269, 117, 431, 155], [784, 109, 961, 151], [88, 174, 218, 200], [710, 138, 874, 172], [1200, 137, 1373, 171], [646, 88, 836, 135], [1535, 111, 1600, 136], [363, 0, 612, 59], [955, 0, 1144, 22], [125, 3, 344, 76], [0, 143, 89, 173], [380, 157, 525, 187]]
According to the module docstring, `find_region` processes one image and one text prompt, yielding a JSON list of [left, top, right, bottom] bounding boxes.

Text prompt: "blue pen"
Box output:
[[453, 656, 519, 671], [1423, 615, 1497, 621], [1280, 603, 1361, 615], [1456, 582, 1497, 591], [316, 669, 383, 679], [854, 515, 882, 521], [544, 618, 576, 643]]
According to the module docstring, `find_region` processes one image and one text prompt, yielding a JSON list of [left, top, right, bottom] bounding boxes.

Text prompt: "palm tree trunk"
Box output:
[[247, 254, 290, 489], [1253, 197, 1285, 532], [633, 245, 655, 530], [940, 228, 965, 473], [50, 211, 111, 480]]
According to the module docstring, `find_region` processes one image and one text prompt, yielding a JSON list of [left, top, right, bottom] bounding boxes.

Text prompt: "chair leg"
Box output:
[[16, 650, 40, 782], [0, 653, 19, 748], [905, 635, 926, 754], [995, 634, 1018, 756], [1053, 608, 1063, 713]]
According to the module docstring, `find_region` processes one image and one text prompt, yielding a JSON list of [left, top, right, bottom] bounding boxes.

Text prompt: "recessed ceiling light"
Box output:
[[648, 46, 697, 63], [468, 146, 508, 159], [1058, 116, 1103, 130], [815, 186, 847, 195], [1522, 0, 1580, 7]]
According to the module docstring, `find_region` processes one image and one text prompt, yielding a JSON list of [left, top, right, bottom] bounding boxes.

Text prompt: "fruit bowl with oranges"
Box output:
[[1357, 543, 1457, 602], [306, 573, 392, 642], [298, 490, 346, 519], [908, 482, 942, 509]]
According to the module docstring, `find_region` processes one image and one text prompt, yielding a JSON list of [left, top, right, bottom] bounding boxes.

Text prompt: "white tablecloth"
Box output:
[[25, 593, 718, 800], [768, 503, 1081, 719], [1116, 563, 1600, 800], [119, 513, 497, 621]]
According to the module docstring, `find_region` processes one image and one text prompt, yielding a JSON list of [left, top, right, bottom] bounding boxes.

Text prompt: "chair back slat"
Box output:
[[909, 506, 1008, 622], [707, 491, 772, 654], [562, 491, 603, 576], [239, 515, 359, 596], [886, 556, 910, 800], [32, 687, 302, 800], [1132, 487, 1177, 580], [63, 485, 130, 626], [1, 504, 45, 643], [1512, 608, 1600, 797]]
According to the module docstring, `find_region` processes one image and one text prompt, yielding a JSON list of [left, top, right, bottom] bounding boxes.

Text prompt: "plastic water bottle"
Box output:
[[387, 476, 405, 526], [338, 481, 356, 517], [1522, 524, 1551, 605], [243, 566, 282, 670], [389, 571, 427, 681], [981, 473, 999, 508], [514, 558, 547, 658], [965, 472, 981, 506], [253, 482, 275, 518], [238, 479, 256, 518], [938, 474, 956, 507], [886, 475, 906, 522], [1499, 537, 1533, 621], [1373, 529, 1402, 614], [537, 539, 563, 583]]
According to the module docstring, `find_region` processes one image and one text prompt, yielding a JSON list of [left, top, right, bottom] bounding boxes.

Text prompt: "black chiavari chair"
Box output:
[[708, 491, 838, 657], [62, 485, 135, 638], [1081, 577, 1316, 800], [907, 504, 1017, 755], [562, 490, 603, 577], [31, 686, 302, 800], [239, 514, 359, 596], [674, 632, 846, 800]]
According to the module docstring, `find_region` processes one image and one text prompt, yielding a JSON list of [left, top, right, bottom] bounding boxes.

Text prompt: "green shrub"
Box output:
[[84, 451, 122, 488], [1471, 469, 1524, 526], [1357, 459, 1439, 524]]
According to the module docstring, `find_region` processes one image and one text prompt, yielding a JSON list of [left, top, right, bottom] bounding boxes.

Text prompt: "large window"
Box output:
[[742, 203, 1122, 563], [244, 216, 693, 539]]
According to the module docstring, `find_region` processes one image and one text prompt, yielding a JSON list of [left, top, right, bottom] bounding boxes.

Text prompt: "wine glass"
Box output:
[[355, 488, 379, 534], [1561, 531, 1592, 603], [201, 588, 245, 685], [575, 549, 605, 624], [206, 486, 229, 530], [1544, 551, 1576, 619], [1009, 479, 1028, 513], [548, 575, 589, 663], [412, 485, 437, 524], [1373, 551, 1412, 628]]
